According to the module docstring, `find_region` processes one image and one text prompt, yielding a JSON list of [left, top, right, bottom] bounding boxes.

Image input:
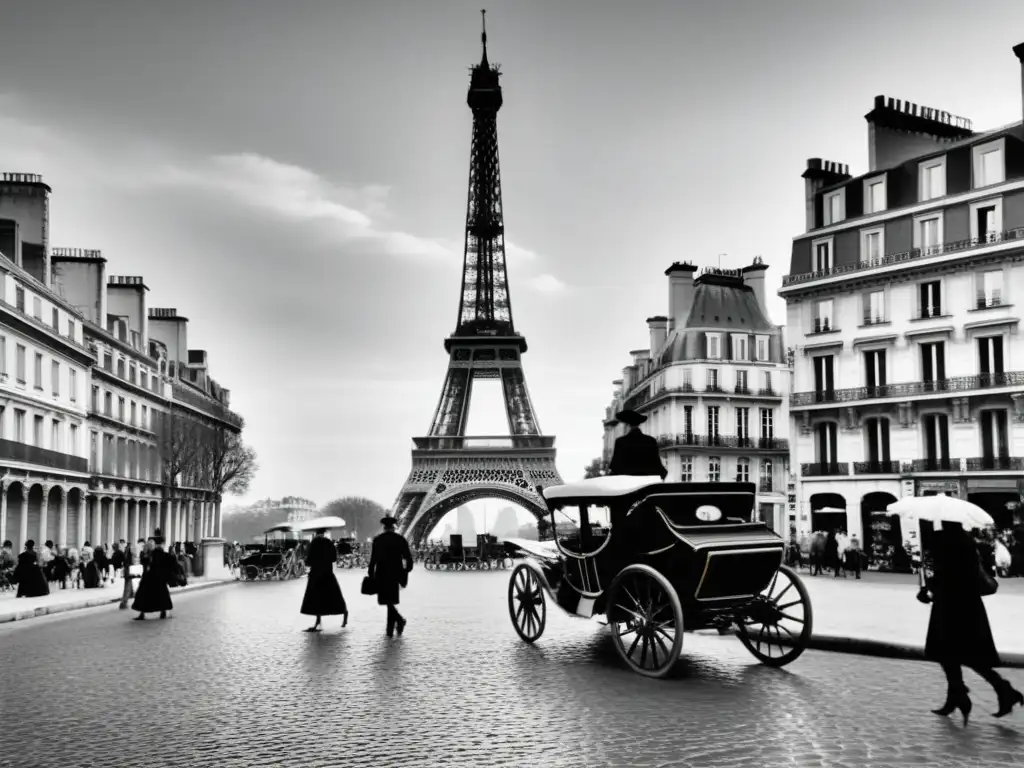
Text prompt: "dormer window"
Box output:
[[823, 189, 845, 226], [919, 156, 946, 201], [973, 139, 1005, 188], [755, 336, 769, 362], [860, 226, 884, 263], [812, 237, 833, 273], [864, 175, 886, 214], [731, 334, 748, 361], [970, 198, 1002, 243], [707, 333, 722, 360]]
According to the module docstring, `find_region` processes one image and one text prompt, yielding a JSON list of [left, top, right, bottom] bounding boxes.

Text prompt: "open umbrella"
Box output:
[[885, 494, 994, 530]]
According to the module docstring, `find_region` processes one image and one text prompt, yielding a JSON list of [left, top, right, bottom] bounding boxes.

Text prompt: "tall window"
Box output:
[[732, 335, 748, 361], [33, 415, 43, 446], [117, 358, 125, 378], [129, 364, 136, 384], [736, 457, 750, 482], [707, 406, 720, 438], [680, 457, 693, 483], [15, 344, 26, 384], [861, 228, 883, 262], [90, 431, 99, 471], [91, 385, 99, 411], [814, 299, 833, 332], [760, 459, 774, 492], [51, 420, 60, 451], [51, 360, 59, 396], [813, 239, 833, 272], [761, 371, 773, 394], [69, 369, 77, 402], [974, 142, 1004, 188], [760, 408, 774, 441], [864, 418, 891, 466], [816, 422, 838, 464], [973, 201, 1000, 242], [708, 457, 721, 483], [920, 158, 946, 200], [865, 177, 886, 214], [33, 353, 42, 389], [707, 334, 721, 359], [736, 407, 750, 443], [67, 318, 75, 339], [736, 370, 748, 392], [980, 410, 1009, 463], [682, 405, 693, 436], [813, 355, 835, 401], [919, 281, 942, 318], [863, 290, 885, 324], [756, 336, 769, 361], [706, 369, 720, 390], [0, 335, 5, 376], [14, 409, 25, 442], [922, 413, 950, 467], [51, 307, 58, 329], [682, 368, 692, 390], [978, 336, 1005, 383], [915, 214, 942, 254], [864, 349, 888, 394], [103, 434, 114, 474], [32, 296, 41, 319], [978, 270, 1004, 308], [921, 341, 946, 385], [823, 191, 843, 225], [118, 396, 125, 421], [69, 424, 78, 454], [104, 391, 112, 416], [15, 287, 25, 312]]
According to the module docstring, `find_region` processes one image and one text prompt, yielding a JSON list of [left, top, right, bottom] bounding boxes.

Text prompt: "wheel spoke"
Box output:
[[771, 581, 794, 604], [627, 631, 642, 658], [639, 635, 649, 668], [777, 599, 803, 610], [616, 623, 639, 638], [515, 601, 526, 623], [648, 633, 660, 668], [777, 611, 804, 623], [614, 603, 645, 622]]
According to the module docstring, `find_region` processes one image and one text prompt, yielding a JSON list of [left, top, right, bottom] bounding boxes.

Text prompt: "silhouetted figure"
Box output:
[[368, 516, 413, 637], [14, 540, 49, 598], [825, 530, 840, 577], [301, 528, 348, 632], [608, 409, 667, 480], [918, 523, 1023, 724], [131, 529, 174, 620]]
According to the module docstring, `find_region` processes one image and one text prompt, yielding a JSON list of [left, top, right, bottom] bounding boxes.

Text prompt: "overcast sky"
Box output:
[[2, 0, 1023, 509]]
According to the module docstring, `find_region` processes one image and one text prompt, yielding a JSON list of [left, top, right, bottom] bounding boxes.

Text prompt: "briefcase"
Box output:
[[361, 576, 377, 595]]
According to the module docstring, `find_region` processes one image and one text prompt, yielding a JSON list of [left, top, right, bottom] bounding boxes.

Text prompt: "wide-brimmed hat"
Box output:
[[615, 409, 648, 427], [380, 516, 398, 527]]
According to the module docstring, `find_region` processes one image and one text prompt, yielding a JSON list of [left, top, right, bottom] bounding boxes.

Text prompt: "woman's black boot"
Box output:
[[994, 681, 1024, 718], [932, 684, 967, 717]]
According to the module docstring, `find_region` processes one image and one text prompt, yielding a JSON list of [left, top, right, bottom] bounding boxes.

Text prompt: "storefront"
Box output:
[[965, 478, 1023, 532]]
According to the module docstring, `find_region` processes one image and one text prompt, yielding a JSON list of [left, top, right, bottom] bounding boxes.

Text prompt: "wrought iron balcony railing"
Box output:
[[658, 433, 789, 451], [975, 293, 1005, 310], [965, 456, 1024, 471], [412, 435, 556, 450], [758, 479, 774, 493], [734, 385, 750, 394], [782, 226, 1024, 287], [907, 458, 962, 472], [862, 314, 887, 326], [854, 460, 901, 474], [801, 462, 850, 476], [0, 438, 88, 473], [791, 371, 1024, 406]]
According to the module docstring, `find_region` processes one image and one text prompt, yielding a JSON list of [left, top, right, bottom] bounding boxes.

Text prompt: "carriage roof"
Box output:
[[296, 515, 346, 532], [263, 523, 301, 535], [543, 475, 665, 500]]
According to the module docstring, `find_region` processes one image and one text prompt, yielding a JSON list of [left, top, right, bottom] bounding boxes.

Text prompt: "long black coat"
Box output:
[[368, 531, 413, 606], [924, 532, 1000, 668], [608, 429, 667, 479], [15, 551, 50, 597], [300, 536, 347, 617], [131, 548, 174, 613]]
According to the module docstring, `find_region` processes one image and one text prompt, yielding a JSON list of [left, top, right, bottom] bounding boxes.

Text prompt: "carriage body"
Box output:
[[505, 477, 813, 677], [239, 524, 307, 581]]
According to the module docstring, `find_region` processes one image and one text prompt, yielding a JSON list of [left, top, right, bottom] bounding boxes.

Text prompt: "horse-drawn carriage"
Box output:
[[505, 476, 813, 678], [423, 534, 514, 571], [238, 523, 307, 581]]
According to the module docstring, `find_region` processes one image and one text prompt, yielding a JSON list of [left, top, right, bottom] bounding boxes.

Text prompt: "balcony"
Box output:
[[783, 226, 1024, 288], [170, 381, 244, 430], [412, 435, 556, 451], [975, 294, 1007, 310], [758, 479, 775, 493], [862, 314, 888, 326], [758, 387, 778, 397], [854, 460, 901, 474], [811, 319, 835, 334], [791, 371, 1024, 407], [907, 458, 961, 472], [658, 433, 789, 451], [966, 456, 1024, 471], [801, 462, 850, 477], [0, 438, 88, 473], [734, 385, 751, 395]]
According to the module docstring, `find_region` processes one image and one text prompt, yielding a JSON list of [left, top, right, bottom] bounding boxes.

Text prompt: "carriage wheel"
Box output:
[[606, 564, 684, 679], [508, 564, 546, 643], [735, 565, 813, 668], [243, 565, 259, 581]]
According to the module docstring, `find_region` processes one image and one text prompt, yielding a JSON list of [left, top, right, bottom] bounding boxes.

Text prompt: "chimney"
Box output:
[[50, 248, 107, 324], [865, 95, 974, 173], [665, 262, 697, 333], [801, 159, 851, 231], [741, 256, 769, 311], [646, 315, 668, 359], [622, 365, 635, 392], [1014, 43, 1024, 127]]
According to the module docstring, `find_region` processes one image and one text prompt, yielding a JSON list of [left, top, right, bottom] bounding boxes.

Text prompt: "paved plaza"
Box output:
[[2, 569, 1023, 768]]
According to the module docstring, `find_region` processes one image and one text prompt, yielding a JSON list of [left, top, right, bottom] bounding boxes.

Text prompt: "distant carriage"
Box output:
[[423, 534, 514, 571], [238, 524, 307, 581], [505, 477, 814, 678]]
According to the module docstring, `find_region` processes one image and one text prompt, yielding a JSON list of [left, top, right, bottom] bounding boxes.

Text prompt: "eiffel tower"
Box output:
[[392, 12, 563, 545]]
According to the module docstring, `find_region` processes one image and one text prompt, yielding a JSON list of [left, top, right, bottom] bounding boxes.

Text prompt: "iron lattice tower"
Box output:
[[390, 11, 562, 546]]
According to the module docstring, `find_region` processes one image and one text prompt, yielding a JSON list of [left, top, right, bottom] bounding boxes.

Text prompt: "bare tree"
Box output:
[[200, 426, 258, 497], [583, 457, 607, 479], [155, 408, 205, 488]]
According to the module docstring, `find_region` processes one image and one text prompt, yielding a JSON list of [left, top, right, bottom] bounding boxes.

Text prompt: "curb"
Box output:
[[0, 578, 237, 625], [716, 628, 1024, 669]]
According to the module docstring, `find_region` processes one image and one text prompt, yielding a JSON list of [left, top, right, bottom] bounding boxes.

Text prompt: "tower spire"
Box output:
[[480, 9, 488, 66]]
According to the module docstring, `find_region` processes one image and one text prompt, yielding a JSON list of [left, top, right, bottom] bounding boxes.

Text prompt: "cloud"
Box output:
[[526, 273, 566, 294], [505, 241, 538, 263]]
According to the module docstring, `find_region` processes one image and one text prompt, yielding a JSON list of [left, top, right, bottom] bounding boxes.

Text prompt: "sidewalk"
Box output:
[[724, 569, 1024, 668], [0, 574, 237, 624]]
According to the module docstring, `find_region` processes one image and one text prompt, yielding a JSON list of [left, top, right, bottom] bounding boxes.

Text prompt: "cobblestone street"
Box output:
[[2, 569, 1022, 768]]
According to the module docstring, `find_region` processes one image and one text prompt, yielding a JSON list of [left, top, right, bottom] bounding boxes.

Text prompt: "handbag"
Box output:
[[361, 576, 377, 595], [978, 560, 999, 596]]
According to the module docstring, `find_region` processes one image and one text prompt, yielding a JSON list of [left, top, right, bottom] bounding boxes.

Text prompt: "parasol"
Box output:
[[885, 494, 994, 530], [296, 516, 346, 532]]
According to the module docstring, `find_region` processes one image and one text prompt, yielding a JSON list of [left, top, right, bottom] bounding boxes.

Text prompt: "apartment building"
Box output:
[[780, 41, 1024, 566], [602, 258, 791, 533]]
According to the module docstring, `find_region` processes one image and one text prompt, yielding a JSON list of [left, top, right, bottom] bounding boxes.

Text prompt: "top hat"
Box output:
[[615, 409, 648, 427], [380, 516, 399, 527], [151, 528, 165, 545], [314, 528, 328, 535]]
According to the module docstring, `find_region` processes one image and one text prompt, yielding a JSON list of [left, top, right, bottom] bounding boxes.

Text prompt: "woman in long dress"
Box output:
[[368, 516, 414, 637], [918, 523, 1023, 723], [80, 542, 101, 588], [14, 540, 50, 598], [131, 530, 174, 620], [300, 528, 347, 632]]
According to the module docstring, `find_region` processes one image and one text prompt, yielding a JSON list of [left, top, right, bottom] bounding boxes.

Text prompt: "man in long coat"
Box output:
[[368, 516, 413, 637], [608, 409, 668, 480]]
